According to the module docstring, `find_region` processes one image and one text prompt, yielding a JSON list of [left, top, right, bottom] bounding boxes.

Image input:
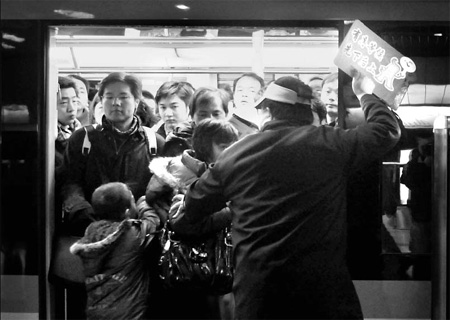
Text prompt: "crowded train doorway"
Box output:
[[45, 22, 341, 318], [47, 23, 341, 265]]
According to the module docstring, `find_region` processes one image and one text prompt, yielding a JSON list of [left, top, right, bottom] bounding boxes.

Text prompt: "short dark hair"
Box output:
[[189, 87, 231, 118], [267, 100, 314, 126], [322, 72, 338, 88], [232, 72, 265, 92], [155, 81, 195, 106], [192, 119, 238, 163], [136, 100, 160, 127], [308, 76, 324, 83], [58, 76, 77, 91], [68, 74, 90, 92], [98, 72, 142, 100], [142, 90, 155, 100], [91, 182, 133, 221]]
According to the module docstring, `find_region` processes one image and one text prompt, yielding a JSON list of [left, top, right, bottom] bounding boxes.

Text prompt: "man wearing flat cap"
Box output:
[[175, 72, 401, 319]]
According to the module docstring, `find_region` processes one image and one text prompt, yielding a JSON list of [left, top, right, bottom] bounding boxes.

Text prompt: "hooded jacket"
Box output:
[[70, 198, 160, 320]]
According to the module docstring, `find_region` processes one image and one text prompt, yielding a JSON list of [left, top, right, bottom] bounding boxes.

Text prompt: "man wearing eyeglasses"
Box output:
[[61, 72, 166, 238]]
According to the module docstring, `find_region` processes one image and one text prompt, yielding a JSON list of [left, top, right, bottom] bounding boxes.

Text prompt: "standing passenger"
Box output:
[[228, 72, 265, 138], [308, 76, 327, 126], [56, 76, 82, 182], [154, 81, 195, 139], [189, 87, 231, 124], [88, 92, 103, 125], [142, 89, 158, 116], [61, 72, 165, 237], [54, 76, 84, 320], [136, 100, 160, 128], [68, 74, 91, 126], [146, 119, 238, 320], [320, 72, 339, 126], [307, 75, 324, 100], [162, 86, 231, 157], [179, 73, 401, 319]]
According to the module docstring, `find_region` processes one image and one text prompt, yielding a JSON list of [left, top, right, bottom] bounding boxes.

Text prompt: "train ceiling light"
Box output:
[[53, 9, 94, 19]]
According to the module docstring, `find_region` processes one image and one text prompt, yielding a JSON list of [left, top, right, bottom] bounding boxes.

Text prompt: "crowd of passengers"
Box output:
[[55, 70, 401, 320]]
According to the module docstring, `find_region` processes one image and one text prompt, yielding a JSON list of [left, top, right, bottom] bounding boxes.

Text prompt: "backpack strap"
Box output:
[[82, 124, 98, 156], [143, 126, 157, 156], [82, 124, 156, 156]]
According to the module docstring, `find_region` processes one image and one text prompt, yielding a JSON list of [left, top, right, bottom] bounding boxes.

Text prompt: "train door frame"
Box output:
[[43, 20, 342, 319], [41, 19, 448, 320]]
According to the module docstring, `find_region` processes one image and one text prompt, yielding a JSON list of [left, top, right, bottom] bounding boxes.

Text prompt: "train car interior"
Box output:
[[1, 1, 449, 319]]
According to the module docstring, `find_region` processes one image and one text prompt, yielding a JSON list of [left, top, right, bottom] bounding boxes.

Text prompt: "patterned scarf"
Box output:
[[57, 119, 82, 142], [108, 115, 139, 136]]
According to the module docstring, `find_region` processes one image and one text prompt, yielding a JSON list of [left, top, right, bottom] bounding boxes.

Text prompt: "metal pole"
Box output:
[[432, 115, 449, 320]]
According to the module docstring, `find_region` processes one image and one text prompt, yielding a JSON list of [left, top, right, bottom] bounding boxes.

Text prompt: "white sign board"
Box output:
[[334, 20, 416, 109]]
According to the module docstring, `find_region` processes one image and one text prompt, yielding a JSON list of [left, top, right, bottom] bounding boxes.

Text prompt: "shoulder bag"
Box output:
[[159, 224, 233, 295]]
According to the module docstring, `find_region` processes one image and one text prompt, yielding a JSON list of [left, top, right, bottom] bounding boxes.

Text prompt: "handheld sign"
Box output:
[[334, 20, 416, 109]]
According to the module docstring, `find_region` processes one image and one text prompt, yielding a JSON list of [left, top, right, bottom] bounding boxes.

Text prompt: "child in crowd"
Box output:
[[70, 182, 161, 320]]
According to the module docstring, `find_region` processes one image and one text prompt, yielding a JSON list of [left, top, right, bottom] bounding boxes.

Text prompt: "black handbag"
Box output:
[[48, 232, 85, 286], [159, 225, 233, 295]]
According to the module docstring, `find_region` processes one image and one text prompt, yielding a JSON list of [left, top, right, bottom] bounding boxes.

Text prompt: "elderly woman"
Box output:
[[61, 72, 165, 236]]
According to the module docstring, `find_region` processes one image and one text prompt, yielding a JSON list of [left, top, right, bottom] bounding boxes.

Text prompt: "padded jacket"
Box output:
[[61, 116, 165, 235], [70, 198, 160, 320], [184, 94, 401, 319]]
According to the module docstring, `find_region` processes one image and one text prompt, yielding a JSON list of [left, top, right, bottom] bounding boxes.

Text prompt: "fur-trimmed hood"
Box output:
[[70, 220, 129, 274], [146, 150, 207, 203]]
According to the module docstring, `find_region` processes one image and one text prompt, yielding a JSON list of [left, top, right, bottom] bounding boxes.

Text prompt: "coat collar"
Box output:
[[261, 119, 311, 132], [181, 149, 208, 177]]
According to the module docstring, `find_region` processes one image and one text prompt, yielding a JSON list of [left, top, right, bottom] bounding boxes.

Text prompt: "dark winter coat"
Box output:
[[183, 94, 401, 319], [400, 152, 432, 222], [145, 150, 231, 320], [61, 116, 165, 234], [70, 199, 160, 320], [228, 114, 259, 139]]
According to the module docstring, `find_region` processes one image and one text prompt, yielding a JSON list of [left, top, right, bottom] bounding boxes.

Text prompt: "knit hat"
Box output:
[[255, 76, 313, 109]]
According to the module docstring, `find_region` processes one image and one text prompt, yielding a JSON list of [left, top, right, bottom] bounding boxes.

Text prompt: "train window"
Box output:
[[51, 25, 339, 92]]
